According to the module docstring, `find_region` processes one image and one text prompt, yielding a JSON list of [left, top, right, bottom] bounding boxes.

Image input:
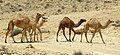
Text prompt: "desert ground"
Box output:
[[0, 0, 120, 55]]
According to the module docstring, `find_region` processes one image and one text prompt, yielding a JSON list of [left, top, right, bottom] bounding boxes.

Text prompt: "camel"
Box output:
[[22, 13, 45, 42], [56, 17, 86, 42], [72, 25, 89, 42], [72, 18, 114, 44], [30, 16, 48, 42], [5, 14, 30, 43], [5, 13, 42, 43]]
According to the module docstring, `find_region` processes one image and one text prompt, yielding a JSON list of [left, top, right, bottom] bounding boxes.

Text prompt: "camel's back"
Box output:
[[60, 17, 75, 28], [12, 15, 30, 28], [61, 17, 74, 24], [87, 18, 101, 29]]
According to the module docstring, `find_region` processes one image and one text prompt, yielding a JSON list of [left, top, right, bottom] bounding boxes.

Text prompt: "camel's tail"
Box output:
[[7, 20, 14, 30]]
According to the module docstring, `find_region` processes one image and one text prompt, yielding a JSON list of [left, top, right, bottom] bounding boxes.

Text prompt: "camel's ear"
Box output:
[[37, 13, 41, 15], [41, 14, 44, 16], [81, 19, 86, 22]]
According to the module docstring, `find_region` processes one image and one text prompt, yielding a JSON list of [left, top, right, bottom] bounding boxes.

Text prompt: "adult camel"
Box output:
[[56, 17, 86, 42], [72, 18, 114, 44]]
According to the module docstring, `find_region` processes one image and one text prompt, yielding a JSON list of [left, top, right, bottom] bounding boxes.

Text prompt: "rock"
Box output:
[[26, 44, 34, 48]]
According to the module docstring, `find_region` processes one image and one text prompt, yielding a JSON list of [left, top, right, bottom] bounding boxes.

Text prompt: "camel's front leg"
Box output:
[[99, 31, 105, 44], [69, 28, 72, 42], [72, 33, 76, 41], [37, 28, 42, 41], [80, 33, 83, 42], [85, 31, 89, 43]]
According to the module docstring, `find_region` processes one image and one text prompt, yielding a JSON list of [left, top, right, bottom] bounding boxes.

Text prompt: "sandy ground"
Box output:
[[0, 0, 120, 55]]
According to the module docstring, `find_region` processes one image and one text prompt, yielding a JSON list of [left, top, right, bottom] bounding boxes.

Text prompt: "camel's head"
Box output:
[[79, 19, 86, 23], [40, 16, 48, 22], [36, 13, 44, 18]]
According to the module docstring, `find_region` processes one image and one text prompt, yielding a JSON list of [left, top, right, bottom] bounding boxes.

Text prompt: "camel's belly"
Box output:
[[73, 26, 85, 33]]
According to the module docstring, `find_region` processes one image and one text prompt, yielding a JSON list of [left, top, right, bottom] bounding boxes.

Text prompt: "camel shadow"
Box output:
[[9, 41, 48, 43], [59, 40, 72, 42], [89, 42, 105, 44]]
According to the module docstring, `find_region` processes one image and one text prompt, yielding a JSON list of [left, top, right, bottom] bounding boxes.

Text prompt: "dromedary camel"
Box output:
[[5, 13, 42, 43], [56, 17, 86, 42], [30, 16, 48, 42], [22, 13, 44, 42], [72, 25, 89, 42], [5, 15, 30, 43], [72, 18, 114, 44]]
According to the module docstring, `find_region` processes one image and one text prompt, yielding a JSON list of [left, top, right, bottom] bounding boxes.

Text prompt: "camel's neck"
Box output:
[[101, 21, 111, 29], [35, 16, 40, 23], [74, 21, 83, 27], [38, 21, 45, 28]]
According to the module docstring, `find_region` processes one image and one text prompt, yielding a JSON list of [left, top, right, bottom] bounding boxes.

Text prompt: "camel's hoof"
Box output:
[[80, 41, 82, 42], [21, 41, 24, 43], [14, 42, 17, 43], [103, 42, 105, 44], [69, 40, 72, 42], [30, 40, 33, 42], [5, 41, 7, 43], [90, 41, 92, 43], [72, 40, 74, 41], [72, 39, 74, 41], [37, 40, 39, 41], [56, 40, 58, 42], [87, 41, 89, 43], [66, 39, 69, 41], [40, 39, 42, 41]]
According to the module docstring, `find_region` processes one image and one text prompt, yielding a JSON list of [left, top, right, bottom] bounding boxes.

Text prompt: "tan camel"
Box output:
[[72, 25, 89, 42], [72, 18, 114, 44], [5, 13, 42, 43], [5, 14, 30, 43], [87, 18, 114, 44], [30, 16, 48, 42], [23, 13, 44, 42], [56, 17, 86, 42]]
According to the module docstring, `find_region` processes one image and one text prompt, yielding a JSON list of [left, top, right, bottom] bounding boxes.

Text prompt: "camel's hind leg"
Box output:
[[62, 28, 69, 41], [90, 32, 96, 43], [37, 28, 42, 41], [5, 30, 10, 43], [5, 20, 16, 43], [11, 32, 17, 43], [99, 31, 105, 44]]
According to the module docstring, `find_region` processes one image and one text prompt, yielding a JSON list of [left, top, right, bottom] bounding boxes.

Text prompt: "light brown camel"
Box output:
[[56, 17, 86, 42], [72, 25, 89, 42], [73, 18, 114, 44], [5, 13, 42, 43], [86, 18, 114, 44], [30, 16, 48, 42], [22, 13, 44, 42], [5, 14, 30, 43]]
